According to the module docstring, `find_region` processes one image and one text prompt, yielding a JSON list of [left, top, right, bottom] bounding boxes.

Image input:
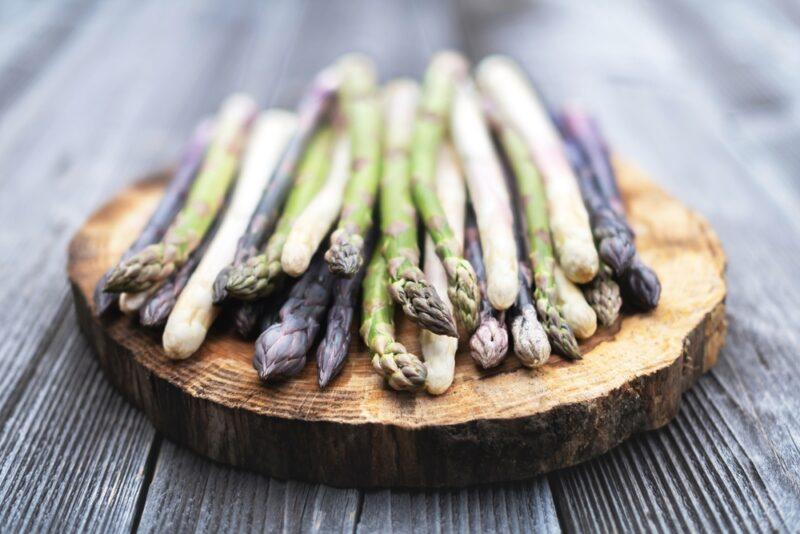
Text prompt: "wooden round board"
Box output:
[[68, 161, 727, 488]]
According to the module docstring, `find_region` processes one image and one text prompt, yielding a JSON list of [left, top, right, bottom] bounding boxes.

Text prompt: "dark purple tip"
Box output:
[[619, 259, 661, 311]]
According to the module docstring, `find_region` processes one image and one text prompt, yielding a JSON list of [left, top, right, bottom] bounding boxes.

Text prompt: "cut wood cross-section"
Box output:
[[67, 161, 727, 488]]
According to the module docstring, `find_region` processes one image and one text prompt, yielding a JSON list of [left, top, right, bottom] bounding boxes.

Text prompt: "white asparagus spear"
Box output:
[[553, 265, 597, 340], [163, 111, 298, 359], [281, 132, 351, 277], [421, 144, 466, 395], [119, 289, 155, 315], [476, 56, 599, 284], [450, 81, 518, 310]]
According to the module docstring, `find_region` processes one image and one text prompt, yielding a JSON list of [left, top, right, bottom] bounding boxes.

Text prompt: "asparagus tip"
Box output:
[[469, 316, 510, 369], [621, 259, 661, 311], [324, 240, 363, 278], [599, 236, 635, 276], [225, 256, 273, 300], [388, 271, 458, 337], [511, 305, 551, 368], [104, 245, 173, 293]]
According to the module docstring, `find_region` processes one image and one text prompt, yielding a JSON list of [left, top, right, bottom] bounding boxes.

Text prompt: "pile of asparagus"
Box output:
[[97, 52, 660, 394]]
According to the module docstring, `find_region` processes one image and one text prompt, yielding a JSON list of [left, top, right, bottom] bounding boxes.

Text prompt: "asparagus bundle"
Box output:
[[316, 231, 376, 388], [476, 56, 598, 284], [282, 130, 351, 277], [410, 51, 480, 334], [508, 263, 551, 367], [324, 55, 381, 277], [421, 144, 466, 394], [213, 68, 339, 302], [559, 107, 661, 311], [94, 120, 214, 315], [499, 125, 582, 359], [163, 111, 297, 359], [582, 264, 622, 327], [451, 81, 518, 310], [381, 80, 457, 337], [225, 127, 333, 299], [553, 265, 597, 340], [464, 213, 509, 369], [557, 112, 634, 276], [361, 242, 427, 392], [253, 252, 335, 382], [105, 95, 257, 293]]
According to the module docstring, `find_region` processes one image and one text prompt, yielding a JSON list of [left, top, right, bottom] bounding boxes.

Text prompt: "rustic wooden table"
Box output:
[[1, 0, 798, 531]]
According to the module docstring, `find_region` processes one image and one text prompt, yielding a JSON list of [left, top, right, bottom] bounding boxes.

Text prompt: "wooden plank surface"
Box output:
[[1, 0, 799, 531]]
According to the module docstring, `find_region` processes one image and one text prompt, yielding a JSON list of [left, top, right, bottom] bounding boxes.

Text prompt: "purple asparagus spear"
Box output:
[[464, 212, 509, 369], [212, 68, 339, 303], [557, 114, 635, 276], [315, 231, 376, 388], [253, 252, 335, 382], [93, 120, 213, 315], [560, 107, 660, 311]]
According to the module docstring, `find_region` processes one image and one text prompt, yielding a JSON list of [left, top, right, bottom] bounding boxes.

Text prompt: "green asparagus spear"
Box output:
[[95, 120, 213, 315], [105, 95, 256, 293], [361, 241, 426, 392], [324, 55, 381, 277], [410, 51, 479, 334], [225, 127, 333, 299], [500, 126, 582, 359], [381, 80, 457, 337]]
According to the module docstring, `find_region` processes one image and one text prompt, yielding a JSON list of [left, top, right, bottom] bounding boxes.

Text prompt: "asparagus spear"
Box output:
[[508, 262, 551, 367], [213, 68, 339, 302], [498, 124, 582, 359], [410, 51, 480, 334], [464, 213, 509, 369], [253, 252, 335, 382], [119, 289, 156, 315], [476, 56, 598, 284], [451, 80, 518, 310], [316, 231, 377, 388], [557, 113, 634, 276], [94, 120, 214, 314], [163, 110, 297, 360], [225, 127, 334, 299], [559, 107, 661, 311], [619, 254, 661, 311], [582, 264, 622, 327], [558, 106, 625, 217], [553, 265, 597, 339], [139, 208, 221, 328], [324, 54, 381, 277], [381, 80, 457, 338], [105, 95, 257, 293], [361, 241, 427, 392], [420, 144, 466, 394], [282, 130, 351, 277]]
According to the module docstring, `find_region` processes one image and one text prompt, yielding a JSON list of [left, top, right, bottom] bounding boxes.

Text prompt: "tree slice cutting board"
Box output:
[[67, 161, 727, 488]]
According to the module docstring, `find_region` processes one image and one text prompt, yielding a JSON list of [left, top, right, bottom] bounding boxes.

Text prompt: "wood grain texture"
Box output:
[[68, 161, 726, 488]]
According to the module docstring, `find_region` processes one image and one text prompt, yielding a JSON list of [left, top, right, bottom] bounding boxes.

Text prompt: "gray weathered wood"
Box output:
[[139, 441, 360, 533]]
